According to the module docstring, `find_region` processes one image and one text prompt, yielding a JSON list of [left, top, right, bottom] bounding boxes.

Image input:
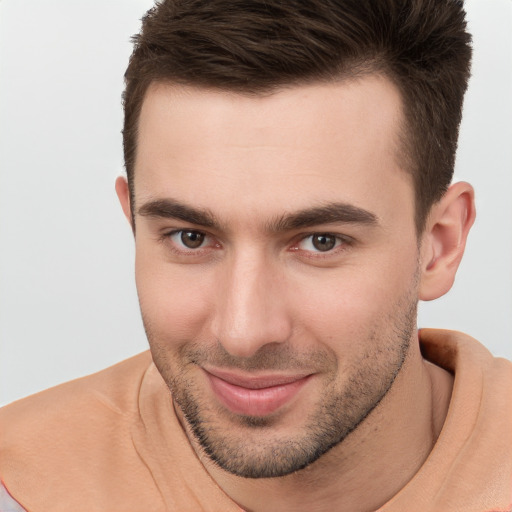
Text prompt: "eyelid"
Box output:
[[159, 227, 352, 260], [291, 232, 353, 255], [162, 228, 220, 254]]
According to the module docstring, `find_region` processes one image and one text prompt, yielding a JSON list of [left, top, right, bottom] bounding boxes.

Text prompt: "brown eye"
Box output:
[[180, 230, 205, 249], [296, 233, 344, 254], [311, 234, 337, 252]]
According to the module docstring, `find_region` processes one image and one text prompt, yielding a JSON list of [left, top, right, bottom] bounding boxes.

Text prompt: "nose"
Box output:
[[211, 250, 293, 359]]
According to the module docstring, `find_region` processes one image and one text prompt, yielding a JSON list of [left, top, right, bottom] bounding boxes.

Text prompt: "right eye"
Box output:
[[297, 233, 341, 253], [168, 230, 208, 250]]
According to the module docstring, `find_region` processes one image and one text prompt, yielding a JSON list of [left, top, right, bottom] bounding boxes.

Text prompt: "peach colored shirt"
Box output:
[[1, 329, 511, 511]]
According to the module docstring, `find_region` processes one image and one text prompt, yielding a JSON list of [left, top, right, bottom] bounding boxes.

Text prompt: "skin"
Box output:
[[116, 75, 475, 511]]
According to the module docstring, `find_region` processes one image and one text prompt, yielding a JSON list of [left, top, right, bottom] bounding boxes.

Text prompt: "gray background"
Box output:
[[1, 0, 511, 406]]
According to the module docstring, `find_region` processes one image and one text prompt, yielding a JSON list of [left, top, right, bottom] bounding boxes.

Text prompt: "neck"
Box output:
[[181, 339, 453, 512]]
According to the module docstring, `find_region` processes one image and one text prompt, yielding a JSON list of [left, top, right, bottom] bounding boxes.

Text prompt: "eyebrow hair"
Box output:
[[138, 199, 219, 229], [137, 198, 379, 232], [267, 203, 379, 232]]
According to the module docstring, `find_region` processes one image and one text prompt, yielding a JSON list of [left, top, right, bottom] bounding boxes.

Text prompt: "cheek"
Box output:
[[290, 251, 419, 354], [135, 250, 215, 341]]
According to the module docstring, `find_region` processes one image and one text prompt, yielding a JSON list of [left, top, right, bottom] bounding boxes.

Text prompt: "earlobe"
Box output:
[[419, 182, 476, 301], [115, 176, 134, 232]]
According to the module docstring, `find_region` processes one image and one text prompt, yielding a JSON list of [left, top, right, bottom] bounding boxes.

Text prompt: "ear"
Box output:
[[419, 182, 476, 301], [115, 176, 134, 233]]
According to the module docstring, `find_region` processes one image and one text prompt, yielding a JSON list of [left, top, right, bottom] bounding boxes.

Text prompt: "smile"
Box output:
[[204, 368, 312, 417]]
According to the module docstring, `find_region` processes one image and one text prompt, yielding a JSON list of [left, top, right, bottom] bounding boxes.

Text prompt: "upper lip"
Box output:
[[203, 367, 312, 389]]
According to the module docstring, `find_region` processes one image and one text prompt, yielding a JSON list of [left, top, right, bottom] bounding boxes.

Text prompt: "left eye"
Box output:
[[297, 233, 342, 252], [170, 230, 208, 249]]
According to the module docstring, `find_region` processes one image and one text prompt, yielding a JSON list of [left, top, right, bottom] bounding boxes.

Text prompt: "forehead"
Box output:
[[134, 76, 414, 228]]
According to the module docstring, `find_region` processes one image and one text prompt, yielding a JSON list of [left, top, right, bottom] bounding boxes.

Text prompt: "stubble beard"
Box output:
[[145, 297, 416, 479]]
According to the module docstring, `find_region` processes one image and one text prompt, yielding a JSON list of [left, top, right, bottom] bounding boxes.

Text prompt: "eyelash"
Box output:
[[160, 229, 352, 258], [162, 230, 219, 255], [291, 232, 352, 258]]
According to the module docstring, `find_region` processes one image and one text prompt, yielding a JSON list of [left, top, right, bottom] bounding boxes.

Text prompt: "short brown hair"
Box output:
[[123, 0, 472, 232]]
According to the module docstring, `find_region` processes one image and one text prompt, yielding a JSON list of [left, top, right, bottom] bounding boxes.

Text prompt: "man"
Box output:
[[0, 0, 511, 510]]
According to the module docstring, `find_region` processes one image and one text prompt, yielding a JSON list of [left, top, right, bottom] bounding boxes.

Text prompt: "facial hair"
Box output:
[[145, 293, 416, 479]]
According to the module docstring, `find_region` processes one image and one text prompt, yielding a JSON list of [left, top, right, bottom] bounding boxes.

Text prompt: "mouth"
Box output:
[[203, 367, 312, 417]]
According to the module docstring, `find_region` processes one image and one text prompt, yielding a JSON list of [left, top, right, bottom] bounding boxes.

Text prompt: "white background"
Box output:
[[1, 0, 511, 406]]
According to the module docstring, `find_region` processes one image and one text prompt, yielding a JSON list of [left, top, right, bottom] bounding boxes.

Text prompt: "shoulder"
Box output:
[[418, 329, 512, 508], [0, 351, 168, 510], [0, 352, 155, 493], [419, 327, 512, 375], [0, 483, 26, 512], [0, 350, 153, 431], [380, 330, 512, 510], [419, 328, 512, 417]]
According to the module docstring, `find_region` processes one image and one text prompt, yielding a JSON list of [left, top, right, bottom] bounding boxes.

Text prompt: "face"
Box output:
[[129, 76, 420, 478]]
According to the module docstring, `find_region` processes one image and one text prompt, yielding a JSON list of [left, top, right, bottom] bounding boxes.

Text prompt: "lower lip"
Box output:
[[206, 373, 310, 417]]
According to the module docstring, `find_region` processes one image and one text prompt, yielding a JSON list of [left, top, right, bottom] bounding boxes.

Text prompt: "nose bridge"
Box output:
[[213, 246, 292, 358]]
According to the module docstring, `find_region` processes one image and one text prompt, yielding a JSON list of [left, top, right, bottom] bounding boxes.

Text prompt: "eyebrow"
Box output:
[[137, 198, 379, 232], [268, 203, 379, 232], [138, 199, 219, 228]]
